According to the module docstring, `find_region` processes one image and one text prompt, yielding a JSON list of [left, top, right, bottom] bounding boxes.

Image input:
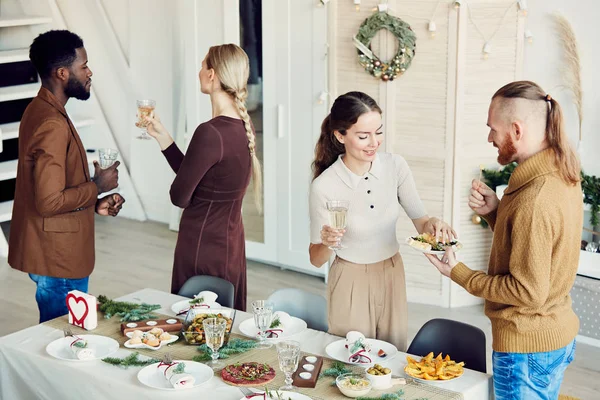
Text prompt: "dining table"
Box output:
[[0, 288, 493, 399]]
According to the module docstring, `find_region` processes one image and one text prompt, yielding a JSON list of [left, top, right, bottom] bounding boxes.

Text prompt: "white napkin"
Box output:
[[195, 290, 218, 304], [157, 362, 196, 389], [69, 338, 96, 360], [271, 311, 291, 329], [345, 331, 371, 363]]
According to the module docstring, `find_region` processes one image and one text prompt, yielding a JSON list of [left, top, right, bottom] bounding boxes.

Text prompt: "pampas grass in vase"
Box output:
[[552, 13, 583, 154]]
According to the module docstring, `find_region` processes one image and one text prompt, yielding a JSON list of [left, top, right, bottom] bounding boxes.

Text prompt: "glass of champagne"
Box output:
[[135, 99, 156, 140], [276, 340, 301, 391], [326, 200, 349, 250], [251, 300, 274, 349], [202, 317, 227, 370], [97, 148, 119, 169]]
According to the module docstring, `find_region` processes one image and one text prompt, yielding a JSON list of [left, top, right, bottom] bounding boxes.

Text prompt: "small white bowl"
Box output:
[[299, 372, 312, 379], [336, 373, 372, 398], [303, 364, 315, 372], [146, 321, 157, 326], [166, 319, 178, 324], [365, 367, 392, 390], [126, 323, 138, 328], [305, 356, 317, 363]]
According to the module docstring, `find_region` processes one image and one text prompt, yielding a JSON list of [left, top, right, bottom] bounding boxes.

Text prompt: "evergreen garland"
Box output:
[[97, 295, 161, 322], [102, 352, 160, 368], [355, 11, 416, 81], [192, 338, 258, 362]]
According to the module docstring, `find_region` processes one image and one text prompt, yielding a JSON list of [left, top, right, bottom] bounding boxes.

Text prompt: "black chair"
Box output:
[[177, 275, 235, 309], [407, 318, 487, 373]]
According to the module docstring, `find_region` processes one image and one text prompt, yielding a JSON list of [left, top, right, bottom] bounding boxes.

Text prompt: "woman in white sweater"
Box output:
[[309, 91, 455, 351]]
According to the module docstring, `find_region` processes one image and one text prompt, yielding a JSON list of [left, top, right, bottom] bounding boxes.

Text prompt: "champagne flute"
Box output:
[[251, 300, 274, 349], [202, 317, 227, 370], [326, 200, 349, 250], [276, 340, 301, 391], [135, 99, 156, 140]]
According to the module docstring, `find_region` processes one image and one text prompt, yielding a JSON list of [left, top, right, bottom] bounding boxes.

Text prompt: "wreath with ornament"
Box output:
[[355, 11, 417, 82]]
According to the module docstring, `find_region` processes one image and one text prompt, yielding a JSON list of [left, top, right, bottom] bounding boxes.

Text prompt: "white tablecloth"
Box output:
[[0, 288, 492, 400]]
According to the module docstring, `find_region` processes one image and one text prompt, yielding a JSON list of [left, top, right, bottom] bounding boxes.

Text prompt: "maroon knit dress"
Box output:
[[162, 116, 251, 310]]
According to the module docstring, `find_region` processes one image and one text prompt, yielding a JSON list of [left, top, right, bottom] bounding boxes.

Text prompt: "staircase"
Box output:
[[0, 1, 147, 257]]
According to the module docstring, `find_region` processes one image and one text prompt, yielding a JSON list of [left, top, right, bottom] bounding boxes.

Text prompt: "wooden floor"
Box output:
[[1, 216, 599, 399]]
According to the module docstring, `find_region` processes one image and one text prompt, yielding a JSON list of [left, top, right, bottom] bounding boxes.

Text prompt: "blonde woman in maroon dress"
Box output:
[[144, 44, 262, 311]]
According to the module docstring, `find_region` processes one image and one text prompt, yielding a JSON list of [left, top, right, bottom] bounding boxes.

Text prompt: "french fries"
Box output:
[[404, 352, 465, 381]]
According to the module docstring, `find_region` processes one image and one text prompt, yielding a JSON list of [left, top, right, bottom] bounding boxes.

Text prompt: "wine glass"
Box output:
[[202, 317, 227, 370], [97, 148, 119, 169], [251, 300, 274, 349], [276, 340, 301, 391], [326, 200, 349, 250], [135, 99, 156, 140]]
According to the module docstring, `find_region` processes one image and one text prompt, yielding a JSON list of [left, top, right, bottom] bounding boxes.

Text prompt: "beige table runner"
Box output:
[[45, 314, 463, 400]]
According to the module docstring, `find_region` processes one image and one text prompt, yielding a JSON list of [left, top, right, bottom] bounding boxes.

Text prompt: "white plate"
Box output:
[[137, 360, 213, 390], [46, 335, 119, 361], [171, 300, 222, 316], [405, 237, 463, 255], [238, 316, 307, 341], [124, 332, 179, 350], [238, 391, 313, 400], [325, 338, 398, 366]]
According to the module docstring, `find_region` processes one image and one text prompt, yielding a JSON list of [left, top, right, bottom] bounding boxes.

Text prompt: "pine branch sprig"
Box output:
[[356, 390, 406, 400], [97, 295, 161, 322], [193, 338, 258, 362], [102, 352, 160, 368]]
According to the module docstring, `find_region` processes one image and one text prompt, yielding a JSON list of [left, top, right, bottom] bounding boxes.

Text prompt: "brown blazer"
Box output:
[[8, 88, 98, 279]]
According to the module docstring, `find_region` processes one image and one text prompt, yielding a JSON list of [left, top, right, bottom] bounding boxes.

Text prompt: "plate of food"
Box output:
[[325, 331, 398, 366], [124, 327, 178, 350], [181, 309, 234, 345], [46, 334, 119, 361], [403, 352, 464, 382], [238, 311, 307, 341], [137, 360, 213, 390], [171, 290, 222, 317], [406, 233, 463, 255], [221, 362, 276, 387]]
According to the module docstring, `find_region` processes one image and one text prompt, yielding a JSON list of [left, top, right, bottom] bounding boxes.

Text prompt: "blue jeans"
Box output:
[[493, 339, 576, 400], [29, 274, 89, 323]]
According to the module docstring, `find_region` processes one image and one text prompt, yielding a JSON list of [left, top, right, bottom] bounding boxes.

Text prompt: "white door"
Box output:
[[177, 0, 327, 277]]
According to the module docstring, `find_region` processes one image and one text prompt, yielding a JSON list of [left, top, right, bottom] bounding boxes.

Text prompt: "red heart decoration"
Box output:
[[66, 294, 89, 328]]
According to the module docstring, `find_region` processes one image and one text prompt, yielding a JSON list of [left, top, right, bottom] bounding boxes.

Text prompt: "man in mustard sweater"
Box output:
[[427, 81, 582, 400]]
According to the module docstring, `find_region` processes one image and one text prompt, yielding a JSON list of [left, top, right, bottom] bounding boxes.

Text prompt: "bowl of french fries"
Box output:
[[404, 352, 464, 382]]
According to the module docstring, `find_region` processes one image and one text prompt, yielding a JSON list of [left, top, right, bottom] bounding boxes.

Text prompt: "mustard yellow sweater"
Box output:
[[452, 149, 583, 353]]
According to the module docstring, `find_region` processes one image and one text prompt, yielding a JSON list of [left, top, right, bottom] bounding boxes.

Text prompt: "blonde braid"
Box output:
[[234, 90, 263, 214]]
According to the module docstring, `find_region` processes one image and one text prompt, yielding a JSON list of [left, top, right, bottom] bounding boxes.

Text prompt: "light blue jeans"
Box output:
[[493, 339, 576, 400], [29, 274, 89, 323]]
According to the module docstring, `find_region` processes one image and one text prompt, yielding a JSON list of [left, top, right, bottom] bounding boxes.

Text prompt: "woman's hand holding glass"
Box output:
[[143, 112, 174, 150], [320, 225, 345, 250]]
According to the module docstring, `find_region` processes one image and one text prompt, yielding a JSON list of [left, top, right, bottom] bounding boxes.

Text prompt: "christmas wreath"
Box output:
[[354, 11, 417, 81]]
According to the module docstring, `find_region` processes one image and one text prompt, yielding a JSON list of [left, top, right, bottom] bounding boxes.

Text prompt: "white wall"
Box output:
[[523, 0, 600, 176]]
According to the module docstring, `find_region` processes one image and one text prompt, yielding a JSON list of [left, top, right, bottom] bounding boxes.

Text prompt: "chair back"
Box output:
[[407, 318, 487, 373], [266, 288, 328, 332], [177, 275, 235, 309]]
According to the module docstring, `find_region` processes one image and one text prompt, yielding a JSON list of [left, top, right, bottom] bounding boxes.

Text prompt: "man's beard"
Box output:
[[497, 135, 517, 165], [65, 75, 90, 100]]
